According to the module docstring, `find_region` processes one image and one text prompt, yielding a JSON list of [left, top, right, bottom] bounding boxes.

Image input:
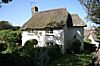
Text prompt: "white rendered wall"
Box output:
[[22, 30, 46, 47], [22, 29, 64, 48]]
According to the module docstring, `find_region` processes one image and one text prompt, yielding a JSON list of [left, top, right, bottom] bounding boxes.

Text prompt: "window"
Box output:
[[50, 28, 53, 33], [46, 30, 49, 33], [46, 28, 53, 33], [46, 42, 54, 46], [27, 29, 34, 33]]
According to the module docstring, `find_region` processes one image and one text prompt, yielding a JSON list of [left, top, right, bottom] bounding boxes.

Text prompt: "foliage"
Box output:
[[84, 42, 96, 53], [0, 21, 13, 30], [33, 47, 49, 66], [21, 39, 50, 66], [95, 27, 100, 40], [0, 36, 36, 66], [0, 39, 38, 66], [31, 39, 38, 45], [78, 0, 100, 24], [0, 30, 22, 53], [20, 39, 61, 66], [0, 30, 21, 44], [11, 26, 20, 31], [0, 0, 12, 3], [0, 53, 33, 66], [47, 44, 61, 59], [84, 38, 92, 44], [48, 52, 93, 66], [21, 39, 35, 57], [0, 43, 6, 52], [0, 21, 20, 30], [70, 39, 81, 53]]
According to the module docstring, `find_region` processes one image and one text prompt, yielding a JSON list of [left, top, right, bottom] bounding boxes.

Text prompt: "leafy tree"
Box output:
[[78, 0, 100, 24], [0, 21, 20, 30], [95, 27, 100, 42], [0, 0, 12, 7], [0, 0, 12, 3], [79, 0, 100, 44], [0, 21, 13, 30], [0, 30, 22, 53]]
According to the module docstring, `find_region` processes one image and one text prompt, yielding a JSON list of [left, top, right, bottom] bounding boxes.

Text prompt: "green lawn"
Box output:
[[48, 53, 93, 66]]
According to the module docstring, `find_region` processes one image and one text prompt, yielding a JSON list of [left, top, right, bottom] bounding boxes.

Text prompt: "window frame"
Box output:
[[46, 28, 53, 33]]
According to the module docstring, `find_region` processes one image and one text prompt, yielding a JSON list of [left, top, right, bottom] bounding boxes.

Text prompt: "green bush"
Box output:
[[84, 38, 92, 44], [47, 44, 61, 59], [0, 53, 33, 66], [0, 43, 7, 52], [0, 30, 22, 53], [70, 39, 81, 53], [21, 39, 36, 57], [31, 39, 38, 45], [0, 39, 36, 66], [84, 42, 96, 53]]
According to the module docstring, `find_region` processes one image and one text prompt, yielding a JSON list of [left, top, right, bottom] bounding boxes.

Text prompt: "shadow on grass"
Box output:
[[0, 53, 33, 66], [48, 53, 92, 66]]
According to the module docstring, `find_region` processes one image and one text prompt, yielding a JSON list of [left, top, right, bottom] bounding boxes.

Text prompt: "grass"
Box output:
[[48, 52, 93, 66]]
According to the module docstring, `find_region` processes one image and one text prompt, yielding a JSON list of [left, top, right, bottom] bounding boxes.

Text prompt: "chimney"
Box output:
[[31, 6, 38, 15]]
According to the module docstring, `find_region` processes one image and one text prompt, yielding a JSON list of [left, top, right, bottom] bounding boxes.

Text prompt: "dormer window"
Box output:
[[46, 28, 53, 33]]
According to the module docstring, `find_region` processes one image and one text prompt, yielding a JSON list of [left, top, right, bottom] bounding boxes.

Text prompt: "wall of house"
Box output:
[[53, 30, 64, 45], [22, 29, 64, 49], [67, 27, 84, 50], [88, 35, 99, 47], [53, 29, 64, 54], [22, 30, 46, 47]]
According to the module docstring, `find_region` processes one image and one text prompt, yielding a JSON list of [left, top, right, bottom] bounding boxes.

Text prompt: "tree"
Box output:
[[0, 21, 13, 30], [95, 27, 100, 41], [0, 30, 22, 53], [0, 0, 12, 7], [0, 0, 12, 3], [78, 0, 100, 24]]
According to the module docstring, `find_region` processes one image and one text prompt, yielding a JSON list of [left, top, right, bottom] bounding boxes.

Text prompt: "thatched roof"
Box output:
[[71, 14, 86, 27], [22, 8, 86, 29], [22, 8, 68, 29]]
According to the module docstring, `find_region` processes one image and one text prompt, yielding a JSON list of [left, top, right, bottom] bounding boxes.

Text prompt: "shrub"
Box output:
[[31, 39, 38, 45], [84, 38, 92, 44], [0, 39, 37, 66], [0, 30, 22, 53], [84, 42, 96, 53], [0, 53, 33, 66], [47, 44, 61, 59], [21, 39, 35, 57], [0, 43, 6, 52], [33, 47, 49, 66], [70, 39, 81, 53]]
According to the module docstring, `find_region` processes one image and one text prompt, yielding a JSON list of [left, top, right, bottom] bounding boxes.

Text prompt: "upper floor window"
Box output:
[[46, 28, 53, 33]]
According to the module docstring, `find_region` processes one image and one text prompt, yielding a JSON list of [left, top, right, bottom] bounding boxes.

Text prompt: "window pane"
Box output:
[[50, 28, 53, 33]]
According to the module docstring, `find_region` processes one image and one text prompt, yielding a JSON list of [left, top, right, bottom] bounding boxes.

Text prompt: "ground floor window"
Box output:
[[46, 42, 54, 46]]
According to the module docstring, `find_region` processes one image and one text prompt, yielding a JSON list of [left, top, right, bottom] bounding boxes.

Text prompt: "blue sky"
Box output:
[[0, 0, 87, 27]]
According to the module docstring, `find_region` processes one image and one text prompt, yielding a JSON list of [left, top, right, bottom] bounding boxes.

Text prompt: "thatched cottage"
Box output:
[[21, 6, 86, 54]]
